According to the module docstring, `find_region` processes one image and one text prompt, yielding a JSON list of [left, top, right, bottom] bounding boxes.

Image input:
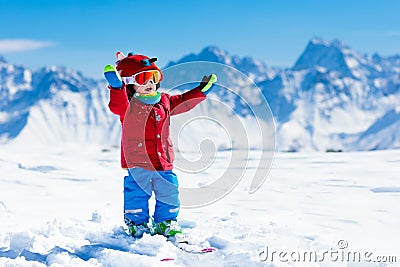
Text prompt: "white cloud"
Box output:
[[0, 39, 56, 53]]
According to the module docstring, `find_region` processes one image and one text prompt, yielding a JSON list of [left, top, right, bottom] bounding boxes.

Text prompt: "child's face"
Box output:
[[133, 81, 157, 95]]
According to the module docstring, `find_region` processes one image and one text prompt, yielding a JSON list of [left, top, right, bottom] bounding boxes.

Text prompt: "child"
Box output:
[[104, 52, 217, 239]]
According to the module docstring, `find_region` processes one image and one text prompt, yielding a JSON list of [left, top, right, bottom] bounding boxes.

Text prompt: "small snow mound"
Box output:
[[10, 232, 34, 251], [206, 235, 229, 250], [179, 220, 197, 229], [91, 211, 102, 223]]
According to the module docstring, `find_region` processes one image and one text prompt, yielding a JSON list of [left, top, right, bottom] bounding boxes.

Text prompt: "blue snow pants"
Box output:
[[124, 167, 180, 225]]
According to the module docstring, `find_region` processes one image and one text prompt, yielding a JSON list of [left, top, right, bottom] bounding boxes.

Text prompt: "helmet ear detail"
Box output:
[[116, 51, 126, 61], [140, 59, 151, 66], [127, 51, 135, 57]]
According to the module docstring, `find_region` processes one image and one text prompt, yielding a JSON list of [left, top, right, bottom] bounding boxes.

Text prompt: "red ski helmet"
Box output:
[[116, 53, 164, 82]]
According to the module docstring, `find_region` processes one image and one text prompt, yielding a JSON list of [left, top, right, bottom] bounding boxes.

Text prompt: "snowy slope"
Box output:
[[0, 144, 399, 266], [354, 108, 400, 150]]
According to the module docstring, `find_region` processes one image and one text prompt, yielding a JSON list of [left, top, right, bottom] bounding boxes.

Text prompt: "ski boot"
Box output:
[[127, 222, 153, 238], [153, 220, 187, 243]]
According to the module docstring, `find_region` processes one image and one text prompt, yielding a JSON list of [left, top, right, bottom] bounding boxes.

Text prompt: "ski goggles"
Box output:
[[121, 70, 161, 86]]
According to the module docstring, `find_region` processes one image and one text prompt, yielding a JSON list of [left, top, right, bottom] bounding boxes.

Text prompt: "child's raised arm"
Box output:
[[104, 64, 129, 122], [108, 86, 129, 122], [169, 74, 217, 115]]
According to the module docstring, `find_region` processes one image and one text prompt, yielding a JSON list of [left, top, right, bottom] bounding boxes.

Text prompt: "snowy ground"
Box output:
[[0, 143, 399, 266]]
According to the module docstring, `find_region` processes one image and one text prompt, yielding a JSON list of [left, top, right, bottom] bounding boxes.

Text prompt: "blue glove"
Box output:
[[199, 74, 217, 95], [104, 64, 123, 89]]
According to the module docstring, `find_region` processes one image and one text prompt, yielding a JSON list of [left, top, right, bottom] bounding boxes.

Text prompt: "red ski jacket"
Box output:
[[108, 86, 206, 170]]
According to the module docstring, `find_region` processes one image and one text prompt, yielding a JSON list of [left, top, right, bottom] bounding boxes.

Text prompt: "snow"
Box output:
[[344, 57, 359, 69], [0, 112, 8, 123], [1, 143, 399, 266]]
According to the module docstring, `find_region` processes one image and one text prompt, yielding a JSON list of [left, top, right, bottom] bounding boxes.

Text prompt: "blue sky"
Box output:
[[0, 0, 399, 78]]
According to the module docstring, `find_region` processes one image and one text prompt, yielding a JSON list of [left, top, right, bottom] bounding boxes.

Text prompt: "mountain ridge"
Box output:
[[1, 38, 399, 151]]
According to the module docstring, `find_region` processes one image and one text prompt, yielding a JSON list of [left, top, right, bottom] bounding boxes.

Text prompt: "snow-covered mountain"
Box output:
[[165, 46, 278, 82], [1, 39, 399, 151], [0, 59, 121, 145], [260, 38, 400, 151]]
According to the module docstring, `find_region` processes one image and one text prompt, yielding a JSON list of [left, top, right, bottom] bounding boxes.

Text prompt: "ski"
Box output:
[[160, 257, 175, 262], [159, 241, 215, 262], [171, 241, 216, 254], [167, 235, 216, 254], [121, 227, 216, 260]]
